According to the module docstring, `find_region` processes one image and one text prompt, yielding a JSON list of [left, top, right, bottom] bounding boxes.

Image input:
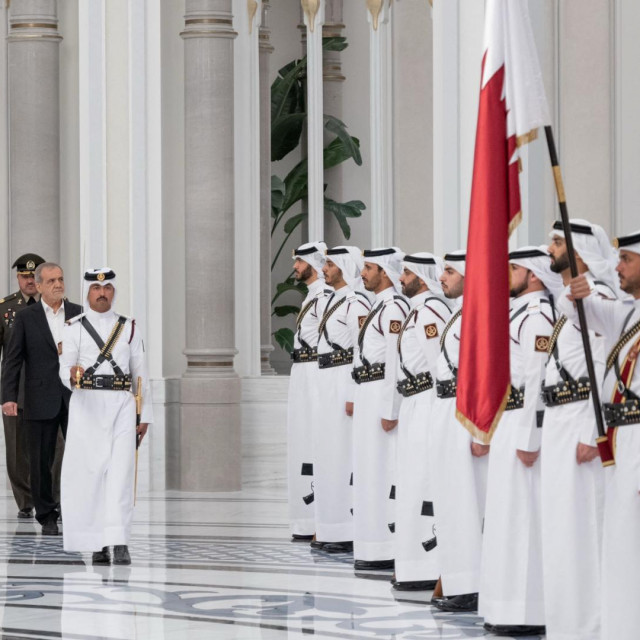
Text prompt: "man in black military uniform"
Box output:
[[0, 254, 44, 518]]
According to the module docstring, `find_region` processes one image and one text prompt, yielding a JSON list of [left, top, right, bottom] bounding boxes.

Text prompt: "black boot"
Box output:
[[113, 545, 131, 565], [92, 547, 111, 565]]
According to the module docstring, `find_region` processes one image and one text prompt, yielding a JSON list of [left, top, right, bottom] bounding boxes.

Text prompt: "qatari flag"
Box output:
[[456, 0, 551, 443]]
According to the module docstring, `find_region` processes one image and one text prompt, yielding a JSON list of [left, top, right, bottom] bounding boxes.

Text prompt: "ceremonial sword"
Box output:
[[134, 376, 142, 505]]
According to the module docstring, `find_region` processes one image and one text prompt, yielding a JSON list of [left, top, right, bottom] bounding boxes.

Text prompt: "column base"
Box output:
[[261, 344, 277, 375], [174, 374, 241, 491]]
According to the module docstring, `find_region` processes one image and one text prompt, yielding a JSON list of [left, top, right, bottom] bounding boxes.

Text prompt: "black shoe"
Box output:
[[41, 518, 59, 536], [323, 541, 353, 554], [430, 595, 450, 606], [393, 579, 438, 591], [92, 547, 111, 565], [354, 559, 394, 571], [431, 592, 478, 612], [17, 508, 33, 519], [113, 545, 131, 565], [310, 539, 327, 549], [291, 534, 314, 542], [483, 623, 546, 636]]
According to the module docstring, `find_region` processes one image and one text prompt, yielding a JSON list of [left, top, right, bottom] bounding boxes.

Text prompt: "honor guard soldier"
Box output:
[[287, 242, 332, 542], [430, 251, 487, 613], [59, 268, 153, 565], [0, 253, 46, 518], [479, 247, 556, 637], [542, 220, 618, 640], [565, 230, 640, 640], [351, 247, 408, 572], [311, 246, 371, 553], [393, 253, 451, 591]]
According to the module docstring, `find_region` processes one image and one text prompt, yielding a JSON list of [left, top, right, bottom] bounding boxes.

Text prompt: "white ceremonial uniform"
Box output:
[[314, 287, 371, 542], [561, 290, 640, 640], [287, 279, 332, 536], [352, 286, 409, 561], [394, 292, 451, 583], [59, 308, 153, 552], [540, 280, 611, 640], [479, 291, 554, 626], [429, 298, 488, 596]]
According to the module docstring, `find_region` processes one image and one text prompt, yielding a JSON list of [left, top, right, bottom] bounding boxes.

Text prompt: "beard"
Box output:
[[510, 281, 528, 298], [550, 251, 570, 274], [402, 278, 422, 298], [295, 264, 314, 282]]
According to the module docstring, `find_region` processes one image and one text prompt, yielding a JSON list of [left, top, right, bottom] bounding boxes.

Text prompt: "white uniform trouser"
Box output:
[[602, 427, 640, 640], [61, 389, 136, 551], [479, 410, 544, 626], [287, 362, 318, 535], [394, 391, 439, 582], [430, 394, 487, 595], [352, 378, 396, 561], [541, 403, 603, 640], [313, 364, 354, 542]]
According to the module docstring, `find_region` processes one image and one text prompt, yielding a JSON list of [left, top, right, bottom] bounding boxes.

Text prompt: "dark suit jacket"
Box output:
[[2, 300, 82, 421], [0, 291, 29, 405]]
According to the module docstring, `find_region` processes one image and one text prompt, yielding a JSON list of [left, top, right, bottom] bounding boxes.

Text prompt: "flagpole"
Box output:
[[543, 125, 614, 467]]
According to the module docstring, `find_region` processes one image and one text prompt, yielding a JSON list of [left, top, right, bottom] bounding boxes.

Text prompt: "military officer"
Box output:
[[287, 242, 332, 541], [480, 247, 556, 637], [311, 246, 370, 553], [59, 268, 152, 565], [393, 253, 451, 590], [351, 247, 409, 571], [0, 253, 44, 517], [566, 230, 640, 640]]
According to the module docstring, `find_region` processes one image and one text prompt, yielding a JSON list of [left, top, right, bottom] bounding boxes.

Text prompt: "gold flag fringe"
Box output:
[[456, 385, 511, 445], [516, 127, 539, 148], [508, 210, 522, 238]]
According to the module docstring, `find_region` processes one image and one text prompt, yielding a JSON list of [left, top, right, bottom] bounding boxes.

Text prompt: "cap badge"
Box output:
[[97, 273, 105, 281], [26, 260, 35, 270]]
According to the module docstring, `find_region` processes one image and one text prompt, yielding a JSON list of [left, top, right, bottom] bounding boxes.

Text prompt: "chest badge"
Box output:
[[535, 335, 550, 353], [389, 320, 401, 334], [424, 323, 439, 339]]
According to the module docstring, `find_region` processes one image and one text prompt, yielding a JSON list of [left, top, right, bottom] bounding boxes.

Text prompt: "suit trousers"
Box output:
[[28, 400, 68, 524], [2, 410, 33, 511]]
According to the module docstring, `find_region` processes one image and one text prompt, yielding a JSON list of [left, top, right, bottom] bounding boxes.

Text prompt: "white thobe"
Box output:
[[480, 291, 554, 626], [394, 292, 451, 582], [561, 290, 640, 640], [287, 279, 332, 535], [430, 297, 488, 596], [59, 308, 153, 552], [313, 286, 370, 542], [540, 283, 608, 640], [352, 286, 409, 561]]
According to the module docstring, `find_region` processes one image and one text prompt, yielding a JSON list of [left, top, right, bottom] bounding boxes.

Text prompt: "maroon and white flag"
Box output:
[[456, 0, 551, 443]]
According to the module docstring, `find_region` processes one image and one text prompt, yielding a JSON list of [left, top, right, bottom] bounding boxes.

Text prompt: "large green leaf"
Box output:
[[323, 115, 362, 166], [324, 198, 365, 239], [322, 36, 348, 52], [283, 212, 307, 234], [272, 280, 308, 304], [323, 136, 362, 170], [271, 58, 307, 123], [272, 305, 300, 318], [271, 175, 285, 217], [273, 328, 296, 354], [281, 159, 309, 214], [271, 113, 306, 162]]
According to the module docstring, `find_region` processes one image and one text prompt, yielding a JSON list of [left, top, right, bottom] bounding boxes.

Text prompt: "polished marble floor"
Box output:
[[0, 406, 544, 639]]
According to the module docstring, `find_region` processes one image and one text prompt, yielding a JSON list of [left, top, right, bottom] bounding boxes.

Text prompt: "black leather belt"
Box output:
[[318, 347, 354, 369], [80, 374, 132, 391], [505, 385, 525, 411], [541, 377, 591, 407], [291, 347, 318, 363], [436, 378, 456, 399], [604, 398, 640, 427], [397, 371, 434, 397], [351, 362, 385, 384]]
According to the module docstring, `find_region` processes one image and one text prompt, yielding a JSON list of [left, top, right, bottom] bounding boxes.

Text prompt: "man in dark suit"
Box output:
[[1, 262, 82, 535], [0, 253, 45, 518]]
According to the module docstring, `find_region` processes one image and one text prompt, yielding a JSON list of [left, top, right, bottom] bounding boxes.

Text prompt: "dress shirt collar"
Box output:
[[41, 298, 65, 315]]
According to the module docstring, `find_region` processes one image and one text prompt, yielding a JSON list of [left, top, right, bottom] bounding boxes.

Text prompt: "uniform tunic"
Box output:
[[479, 291, 554, 626], [352, 286, 408, 561], [540, 281, 610, 640], [562, 290, 640, 640], [313, 286, 370, 542], [287, 279, 332, 536], [394, 291, 451, 583], [429, 297, 488, 596], [59, 308, 153, 552]]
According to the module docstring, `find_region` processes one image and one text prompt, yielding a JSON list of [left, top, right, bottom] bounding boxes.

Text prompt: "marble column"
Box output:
[[259, 1, 277, 375], [7, 0, 62, 262], [180, 0, 241, 491]]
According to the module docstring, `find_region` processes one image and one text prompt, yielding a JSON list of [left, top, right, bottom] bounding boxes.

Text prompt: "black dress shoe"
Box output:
[[310, 539, 326, 549], [323, 541, 353, 554], [113, 545, 131, 565], [92, 547, 111, 565], [393, 579, 438, 591], [291, 534, 314, 542], [430, 595, 450, 606], [354, 559, 394, 571], [41, 518, 59, 536], [483, 623, 546, 636], [431, 592, 478, 612], [17, 508, 33, 519]]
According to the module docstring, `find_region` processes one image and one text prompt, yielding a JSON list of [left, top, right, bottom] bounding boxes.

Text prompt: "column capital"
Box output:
[[259, 0, 274, 53], [8, 0, 62, 42], [366, 0, 391, 31], [181, 0, 237, 40], [302, 0, 325, 33]]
